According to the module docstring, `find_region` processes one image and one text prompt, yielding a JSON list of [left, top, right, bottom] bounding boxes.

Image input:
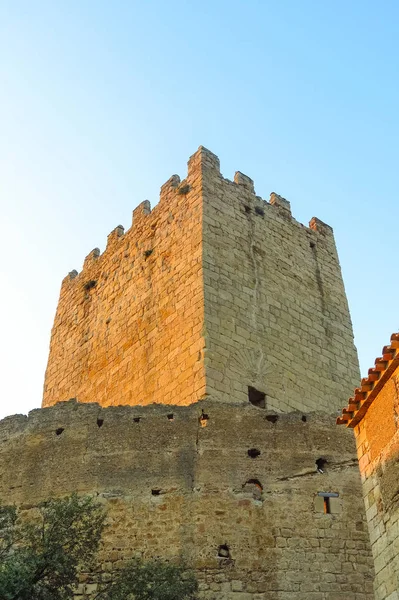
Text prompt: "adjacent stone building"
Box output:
[[338, 333, 399, 599], [0, 148, 375, 598]]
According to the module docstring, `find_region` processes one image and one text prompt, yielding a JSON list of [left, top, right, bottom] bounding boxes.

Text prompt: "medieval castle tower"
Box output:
[[43, 146, 359, 414], [0, 147, 376, 598]]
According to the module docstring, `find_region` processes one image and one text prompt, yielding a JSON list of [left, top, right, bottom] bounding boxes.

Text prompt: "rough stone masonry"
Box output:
[[0, 400, 374, 599], [43, 146, 360, 414], [0, 147, 374, 598]]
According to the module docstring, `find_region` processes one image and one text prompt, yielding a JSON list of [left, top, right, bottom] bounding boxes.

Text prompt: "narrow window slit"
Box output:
[[324, 496, 331, 514], [199, 411, 209, 427], [317, 492, 339, 515]]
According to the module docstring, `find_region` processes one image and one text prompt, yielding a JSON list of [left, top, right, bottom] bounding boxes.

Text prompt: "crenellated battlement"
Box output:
[[61, 146, 332, 288]]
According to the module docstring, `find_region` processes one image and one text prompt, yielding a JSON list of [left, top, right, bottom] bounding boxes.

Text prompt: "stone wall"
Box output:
[[352, 362, 399, 600], [200, 148, 359, 413], [43, 154, 206, 408], [0, 399, 374, 599], [43, 147, 359, 414]]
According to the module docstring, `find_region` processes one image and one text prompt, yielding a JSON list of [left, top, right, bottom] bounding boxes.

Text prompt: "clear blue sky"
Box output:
[[1, 1, 398, 419]]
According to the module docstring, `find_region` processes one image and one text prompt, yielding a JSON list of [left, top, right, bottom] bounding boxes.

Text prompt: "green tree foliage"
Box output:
[[0, 494, 105, 600], [98, 558, 198, 600]]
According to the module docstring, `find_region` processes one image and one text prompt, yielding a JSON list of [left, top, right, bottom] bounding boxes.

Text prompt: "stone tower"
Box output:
[[2, 146, 375, 599], [43, 147, 359, 413]]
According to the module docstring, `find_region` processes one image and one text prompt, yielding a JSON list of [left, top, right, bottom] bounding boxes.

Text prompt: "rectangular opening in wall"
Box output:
[[316, 492, 339, 515], [248, 386, 266, 409], [323, 497, 331, 514]]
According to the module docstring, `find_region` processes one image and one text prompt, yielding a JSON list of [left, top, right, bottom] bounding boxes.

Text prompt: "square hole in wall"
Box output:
[[315, 492, 340, 514], [248, 386, 266, 409]]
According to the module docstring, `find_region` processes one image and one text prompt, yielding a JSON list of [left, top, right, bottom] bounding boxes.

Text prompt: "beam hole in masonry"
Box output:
[[302, 415, 307, 422], [255, 206, 265, 217], [97, 418, 104, 428], [247, 448, 261, 459], [151, 489, 161, 496], [84, 280, 97, 291], [244, 205, 251, 214], [55, 428, 64, 436], [248, 386, 266, 409], [217, 544, 231, 559], [199, 411, 209, 428], [167, 414, 174, 421], [265, 414, 278, 424], [133, 417, 141, 423], [316, 458, 328, 473], [310, 241, 316, 248]]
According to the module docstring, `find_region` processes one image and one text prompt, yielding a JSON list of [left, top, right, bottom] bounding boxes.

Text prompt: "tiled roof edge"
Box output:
[[337, 333, 399, 428]]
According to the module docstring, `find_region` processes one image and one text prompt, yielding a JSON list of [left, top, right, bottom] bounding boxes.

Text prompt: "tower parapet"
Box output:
[[44, 147, 358, 413]]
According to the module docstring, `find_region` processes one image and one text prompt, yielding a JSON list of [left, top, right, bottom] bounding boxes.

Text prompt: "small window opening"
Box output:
[[317, 492, 339, 514], [244, 205, 251, 214], [255, 206, 265, 217], [144, 249, 153, 259], [133, 417, 141, 423], [310, 241, 316, 249], [323, 496, 331, 514], [167, 413, 174, 421], [84, 280, 97, 291], [97, 418, 104, 428], [243, 479, 263, 499], [217, 544, 231, 559], [151, 489, 161, 496], [248, 386, 266, 409], [316, 458, 328, 473], [55, 428, 64, 436], [248, 448, 261, 459], [265, 414, 278, 424], [199, 411, 209, 428], [301, 415, 307, 422]]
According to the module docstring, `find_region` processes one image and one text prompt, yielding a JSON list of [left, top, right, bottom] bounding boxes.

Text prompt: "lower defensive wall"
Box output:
[[0, 399, 374, 599]]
